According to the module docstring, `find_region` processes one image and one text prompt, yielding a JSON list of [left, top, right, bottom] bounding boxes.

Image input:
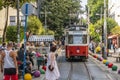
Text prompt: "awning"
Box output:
[[108, 34, 118, 39], [28, 35, 54, 42]]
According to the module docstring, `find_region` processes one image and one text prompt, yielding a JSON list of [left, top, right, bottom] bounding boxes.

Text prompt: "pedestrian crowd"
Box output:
[[0, 40, 62, 80]]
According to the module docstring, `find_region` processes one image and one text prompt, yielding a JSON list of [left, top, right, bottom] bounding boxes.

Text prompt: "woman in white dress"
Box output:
[[45, 46, 60, 80]]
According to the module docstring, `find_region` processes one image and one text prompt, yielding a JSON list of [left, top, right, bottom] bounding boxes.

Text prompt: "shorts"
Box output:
[[4, 68, 16, 75], [3, 74, 18, 80], [4, 68, 18, 80]]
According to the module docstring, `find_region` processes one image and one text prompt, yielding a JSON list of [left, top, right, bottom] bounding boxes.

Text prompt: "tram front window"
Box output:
[[68, 35, 73, 44], [68, 35, 87, 44]]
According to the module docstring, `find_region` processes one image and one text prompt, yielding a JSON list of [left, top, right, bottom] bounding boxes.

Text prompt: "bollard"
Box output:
[[112, 65, 118, 71], [118, 69, 120, 74], [103, 60, 107, 64], [105, 61, 109, 66], [24, 73, 32, 80], [108, 63, 113, 68]]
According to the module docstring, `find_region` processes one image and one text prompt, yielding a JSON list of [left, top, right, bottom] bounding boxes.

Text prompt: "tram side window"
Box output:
[[82, 35, 87, 44], [68, 35, 73, 44]]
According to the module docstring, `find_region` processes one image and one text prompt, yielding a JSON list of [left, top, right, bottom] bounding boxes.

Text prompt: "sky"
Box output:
[[79, 0, 87, 19], [81, 0, 87, 10]]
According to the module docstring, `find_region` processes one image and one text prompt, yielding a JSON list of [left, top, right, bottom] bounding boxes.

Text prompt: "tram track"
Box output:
[[67, 61, 73, 80], [83, 62, 93, 80], [66, 61, 93, 80], [58, 49, 93, 80]]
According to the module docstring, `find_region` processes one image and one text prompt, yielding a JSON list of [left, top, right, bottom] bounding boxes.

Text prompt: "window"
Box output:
[[68, 35, 73, 44], [68, 35, 87, 44], [21, 16, 25, 26], [9, 16, 16, 26]]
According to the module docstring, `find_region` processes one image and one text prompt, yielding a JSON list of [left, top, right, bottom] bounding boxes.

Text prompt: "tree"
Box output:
[[6, 26, 24, 42], [0, 0, 3, 10], [89, 23, 100, 42], [87, 0, 108, 24], [89, 17, 118, 41], [111, 26, 120, 35], [1, 0, 35, 42], [27, 16, 54, 36], [27, 16, 44, 35], [41, 28, 54, 35], [106, 18, 118, 34], [40, 0, 83, 37]]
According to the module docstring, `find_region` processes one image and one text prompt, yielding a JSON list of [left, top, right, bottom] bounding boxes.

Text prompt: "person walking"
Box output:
[[1, 42, 18, 80], [45, 46, 60, 80], [89, 40, 95, 53]]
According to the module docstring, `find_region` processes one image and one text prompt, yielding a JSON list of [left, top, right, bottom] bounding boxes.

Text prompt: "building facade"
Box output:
[[0, 7, 23, 38], [0, 2, 37, 39], [108, 0, 120, 25]]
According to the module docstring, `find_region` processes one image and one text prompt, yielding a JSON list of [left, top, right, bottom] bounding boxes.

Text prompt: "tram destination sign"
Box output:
[[68, 31, 87, 35]]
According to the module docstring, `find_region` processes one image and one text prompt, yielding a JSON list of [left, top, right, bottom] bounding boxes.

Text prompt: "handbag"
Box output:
[[48, 65, 54, 71]]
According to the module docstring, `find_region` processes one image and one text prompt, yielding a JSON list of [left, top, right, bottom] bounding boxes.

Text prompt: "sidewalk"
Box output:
[[89, 52, 120, 75]]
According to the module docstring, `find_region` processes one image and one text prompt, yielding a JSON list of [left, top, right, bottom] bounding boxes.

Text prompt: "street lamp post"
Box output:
[[103, 0, 107, 59], [96, 7, 105, 58], [40, 6, 51, 28], [37, 0, 43, 19], [45, 6, 47, 28]]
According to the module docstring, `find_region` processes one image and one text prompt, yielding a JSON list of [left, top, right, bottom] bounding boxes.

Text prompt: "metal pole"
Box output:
[[45, 6, 47, 28], [69, 10, 71, 26], [103, 0, 107, 59], [22, 3, 28, 80], [17, 0, 20, 48], [37, 0, 43, 19], [37, 0, 40, 19], [87, 6, 90, 44]]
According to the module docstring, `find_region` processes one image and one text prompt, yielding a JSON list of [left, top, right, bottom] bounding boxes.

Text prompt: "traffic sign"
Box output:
[[21, 2, 34, 15]]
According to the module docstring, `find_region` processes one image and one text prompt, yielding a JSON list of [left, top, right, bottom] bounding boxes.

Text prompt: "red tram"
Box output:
[[65, 25, 89, 60]]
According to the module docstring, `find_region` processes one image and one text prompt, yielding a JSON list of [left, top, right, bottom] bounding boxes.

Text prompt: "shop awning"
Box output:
[[28, 35, 54, 42], [108, 34, 118, 39]]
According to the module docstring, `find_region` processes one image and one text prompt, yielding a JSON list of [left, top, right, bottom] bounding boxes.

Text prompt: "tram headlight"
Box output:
[[77, 50, 80, 53]]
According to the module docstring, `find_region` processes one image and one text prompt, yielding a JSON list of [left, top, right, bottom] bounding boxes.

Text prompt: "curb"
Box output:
[[89, 53, 120, 77]]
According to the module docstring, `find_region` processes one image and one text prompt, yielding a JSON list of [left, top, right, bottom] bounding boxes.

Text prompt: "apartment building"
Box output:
[[0, 7, 24, 38], [108, 0, 120, 25], [0, 2, 37, 38]]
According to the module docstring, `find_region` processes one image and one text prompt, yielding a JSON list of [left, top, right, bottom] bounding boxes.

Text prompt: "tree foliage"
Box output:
[[111, 26, 120, 35], [40, 0, 83, 37], [27, 16, 54, 35], [87, 0, 108, 24], [1, 0, 35, 42], [27, 16, 44, 35], [89, 17, 118, 42], [106, 18, 118, 34], [89, 23, 100, 42], [6, 26, 24, 42], [41, 28, 54, 35], [2, 0, 35, 8], [87, 0, 119, 42], [0, 0, 3, 10]]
